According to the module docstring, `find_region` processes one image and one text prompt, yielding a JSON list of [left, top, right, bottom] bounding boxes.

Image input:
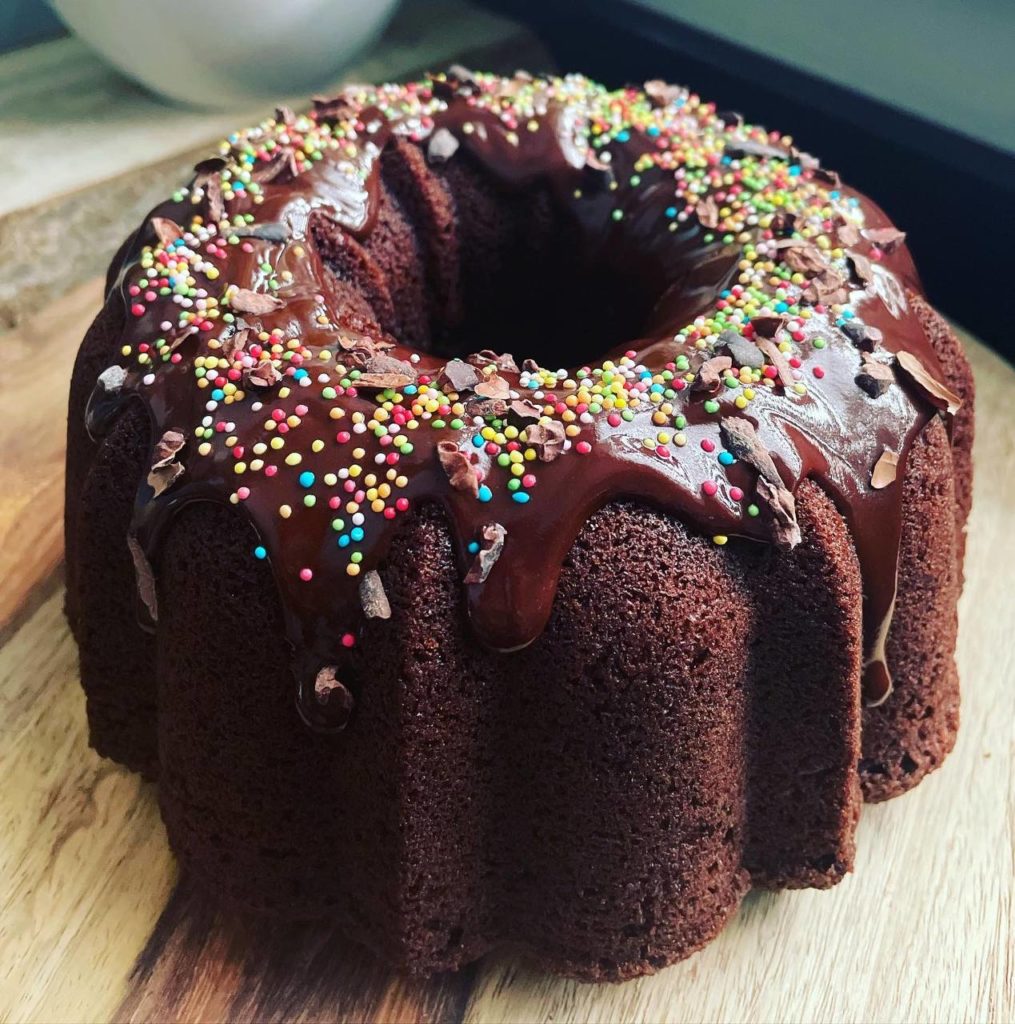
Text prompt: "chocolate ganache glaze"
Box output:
[[85, 70, 961, 727]]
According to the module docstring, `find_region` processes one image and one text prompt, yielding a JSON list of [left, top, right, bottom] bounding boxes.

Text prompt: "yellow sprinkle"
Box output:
[[279, 504, 292, 519], [346, 563, 360, 577], [713, 535, 728, 546], [285, 452, 302, 466]]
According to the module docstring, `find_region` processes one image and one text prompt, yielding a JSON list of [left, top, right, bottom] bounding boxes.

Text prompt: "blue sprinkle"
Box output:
[[404, 384, 417, 395], [647, 125, 660, 137], [774, 301, 788, 313], [293, 368, 308, 380], [665, 206, 677, 218], [830, 190, 841, 200], [472, 434, 484, 448], [789, 165, 801, 176], [477, 484, 493, 503], [351, 527, 364, 542], [467, 541, 480, 554], [511, 491, 531, 504], [211, 388, 224, 401], [616, 130, 630, 142], [338, 535, 350, 548], [719, 451, 735, 466], [253, 545, 267, 560], [299, 470, 315, 488]]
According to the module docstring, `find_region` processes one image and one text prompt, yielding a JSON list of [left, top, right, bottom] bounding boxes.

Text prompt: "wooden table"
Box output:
[[1, 10, 1013, 1023]]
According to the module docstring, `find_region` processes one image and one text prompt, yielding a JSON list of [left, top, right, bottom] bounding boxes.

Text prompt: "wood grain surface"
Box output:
[[0, 277, 1012, 1023]]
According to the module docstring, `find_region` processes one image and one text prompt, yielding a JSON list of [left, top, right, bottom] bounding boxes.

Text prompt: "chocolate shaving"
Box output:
[[506, 399, 542, 426], [473, 373, 511, 400], [691, 355, 733, 393], [466, 349, 519, 373], [813, 167, 842, 187], [437, 441, 480, 497], [871, 449, 899, 489], [750, 312, 789, 339], [644, 79, 682, 108], [856, 353, 895, 398], [437, 358, 482, 394], [312, 94, 355, 121], [466, 397, 509, 420], [755, 337, 795, 388], [757, 476, 801, 551], [895, 351, 962, 415], [313, 667, 354, 728], [193, 158, 225, 222], [717, 109, 745, 128], [521, 358, 541, 374], [354, 354, 417, 390], [720, 330, 765, 370], [724, 137, 790, 161], [802, 267, 850, 306], [220, 327, 249, 360], [336, 327, 392, 356], [847, 250, 875, 287], [719, 417, 781, 485], [524, 419, 566, 462], [842, 320, 884, 351], [695, 195, 720, 229], [96, 365, 127, 393], [777, 241, 827, 276], [250, 148, 300, 184], [464, 522, 507, 584], [359, 570, 391, 619], [863, 227, 906, 253], [127, 536, 158, 622], [427, 127, 460, 165], [770, 211, 798, 237], [147, 429, 186, 497], [244, 358, 282, 390], [229, 288, 285, 314], [151, 217, 183, 247], [836, 220, 862, 247], [232, 222, 291, 243]]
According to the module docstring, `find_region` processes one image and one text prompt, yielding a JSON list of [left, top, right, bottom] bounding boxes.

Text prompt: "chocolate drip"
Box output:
[[95, 73, 951, 719]]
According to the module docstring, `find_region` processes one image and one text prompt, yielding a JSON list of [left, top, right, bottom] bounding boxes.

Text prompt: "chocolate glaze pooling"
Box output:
[[85, 71, 953, 722]]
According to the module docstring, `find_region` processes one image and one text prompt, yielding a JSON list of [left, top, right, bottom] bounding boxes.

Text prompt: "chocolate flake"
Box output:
[[524, 419, 567, 462], [836, 219, 861, 247], [871, 449, 899, 489], [802, 267, 850, 306], [244, 358, 282, 390], [359, 570, 391, 619], [427, 127, 460, 164], [847, 250, 875, 287], [842, 320, 884, 351], [437, 441, 480, 497], [695, 195, 720, 229], [96, 365, 127, 393], [777, 240, 826, 276], [720, 330, 765, 370], [232, 222, 291, 243], [692, 355, 733, 393], [193, 158, 226, 223], [229, 288, 285, 314], [895, 351, 962, 415], [127, 536, 158, 622], [313, 667, 354, 728], [464, 522, 507, 584], [863, 227, 906, 253], [750, 312, 789, 339], [856, 353, 895, 398], [755, 337, 795, 389], [757, 476, 801, 551], [354, 353, 417, 390], [506, 399, 542, 426], [437, 358, 482, 393], [250, 147, 300, 184], [151, 217, 183, 247], [473, 373, 511, 400], [466, 349, 519, 373], [724, 137, 790, 161], [644, 79, 682, 108], [148, 429, 186, 496], [220, 326, 249, 360], [719, 417, 781, 485]]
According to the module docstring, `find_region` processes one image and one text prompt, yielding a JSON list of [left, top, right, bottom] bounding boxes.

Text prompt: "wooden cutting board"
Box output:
[[1, 277, 1012, 1024]]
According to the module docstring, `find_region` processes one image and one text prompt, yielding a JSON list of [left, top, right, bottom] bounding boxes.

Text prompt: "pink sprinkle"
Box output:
[[131, 303, 145, 317], [329, 497, 341, 509], [813, 366, 825, 379], [522, 474, 536, 487], [336, 431, 350, 443], [265, 465, 278, 477], [730, 486, 744, 501], [295, 404, 309, 416], [299, 568, 313, 582], [607, 412, 622, 428], [701, 438, 716, 453], [384, 507, 396, 519], [341, 632, 356, 648], [236, 487, 250, 500], [702, 480, 718, 497], [576, 440, 592, 455]]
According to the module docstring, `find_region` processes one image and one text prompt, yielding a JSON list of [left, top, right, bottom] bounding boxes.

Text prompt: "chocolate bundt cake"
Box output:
[[65, 70, 973, 980]]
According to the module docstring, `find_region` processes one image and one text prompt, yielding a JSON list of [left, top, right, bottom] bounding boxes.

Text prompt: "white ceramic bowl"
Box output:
[[48, 0, 401, 107]]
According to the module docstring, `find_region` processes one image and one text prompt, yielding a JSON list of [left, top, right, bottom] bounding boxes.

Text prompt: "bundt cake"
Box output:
[[65, 69, 974, 981]]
